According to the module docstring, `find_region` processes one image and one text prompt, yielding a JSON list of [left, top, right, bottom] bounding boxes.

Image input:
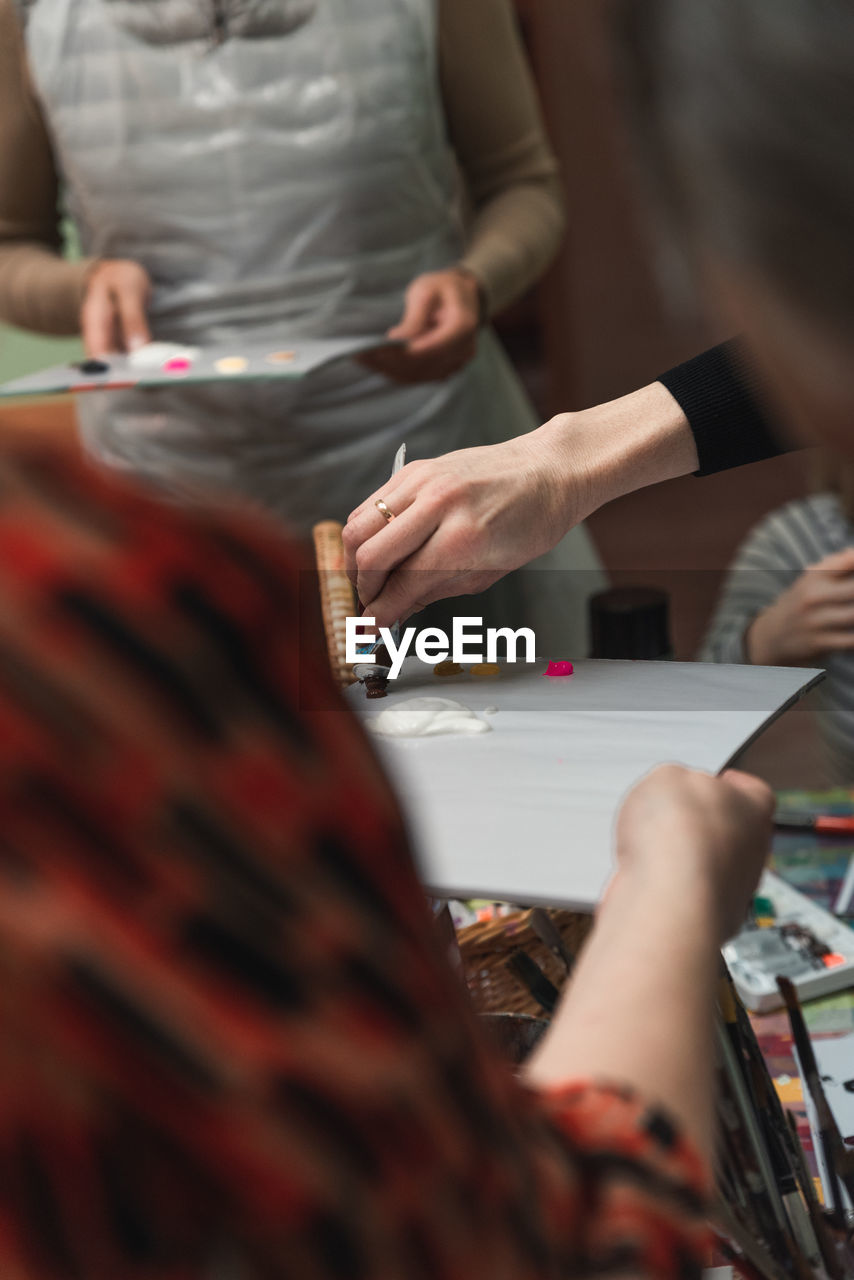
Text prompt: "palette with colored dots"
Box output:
[[724, 871, 854, 1012], [0, 334, 398, 399]]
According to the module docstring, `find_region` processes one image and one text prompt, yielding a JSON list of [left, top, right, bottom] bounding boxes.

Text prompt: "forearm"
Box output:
[[460, 175, 565, 316], [539, 380, 699, 529], [440, 0, 566, 312], [525, 869, 720, 1165], [0, 0, 91, 336], [0, 241, 91, 334]]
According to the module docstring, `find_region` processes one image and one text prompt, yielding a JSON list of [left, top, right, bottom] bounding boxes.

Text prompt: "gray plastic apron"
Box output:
[[22, 0, 604, 649]]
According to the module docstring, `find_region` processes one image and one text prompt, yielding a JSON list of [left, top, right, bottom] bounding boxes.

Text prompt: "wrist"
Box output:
[[453, 264, 489, 324], [745, 613, 772, 665], [606, 859, 724, 947], [538, 381, 700, 528], [746, 606, 792, 666]]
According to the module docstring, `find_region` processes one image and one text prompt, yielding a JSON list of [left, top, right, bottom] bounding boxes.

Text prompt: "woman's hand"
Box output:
[[81, 259, 152, 357], [343, 381, 698, 623], [360, 267, 482, 384], [343, 421, 578, 623], [614, 764, 774, 944], [746, 548, 854, 666]]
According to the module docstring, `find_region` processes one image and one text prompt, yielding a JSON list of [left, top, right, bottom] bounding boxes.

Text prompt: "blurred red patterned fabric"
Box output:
[[0, 441, 709, 1279]]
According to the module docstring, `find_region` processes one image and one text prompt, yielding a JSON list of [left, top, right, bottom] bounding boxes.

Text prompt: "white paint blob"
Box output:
[[367, 697, 492, 738], [128, 342, 199, 369]]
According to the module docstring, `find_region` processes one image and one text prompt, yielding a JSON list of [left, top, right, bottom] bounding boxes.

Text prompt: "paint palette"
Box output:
[[723, 871, 854, 1013], [0, 334, 397, 398]]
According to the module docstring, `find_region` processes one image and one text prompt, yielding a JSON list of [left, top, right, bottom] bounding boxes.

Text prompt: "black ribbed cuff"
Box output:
[[658, 341, 786, 476]]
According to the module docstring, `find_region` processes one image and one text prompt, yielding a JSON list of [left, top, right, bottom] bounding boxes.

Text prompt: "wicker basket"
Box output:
[[457, 908, 593, 1017], [312, 520, 357, 687]]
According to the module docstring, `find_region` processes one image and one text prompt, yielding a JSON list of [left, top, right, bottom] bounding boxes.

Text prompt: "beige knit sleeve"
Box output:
[[0, 0, 93, 335], [438, 0, 566, 316]]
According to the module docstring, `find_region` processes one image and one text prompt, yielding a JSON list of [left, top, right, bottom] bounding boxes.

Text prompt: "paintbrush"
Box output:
[[785, 1110, 846, 1280], [505, 950, 559, 1015], [715, 1025, 800, 1266], [775, 811, 854, 836], [713, 1198, 791, 1280], [528, 908, 575, 976], [720, 964, 826, 1271], [717, 976, 799, 1244], [727, 977, 829, 1269], [778, 976, 854, 1224], [715, 1095, 768, 1244], [715, 1234, 780, 1280]]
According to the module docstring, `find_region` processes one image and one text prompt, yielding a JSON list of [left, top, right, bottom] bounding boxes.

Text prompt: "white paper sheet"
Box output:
[[346, 659, 823, 910]]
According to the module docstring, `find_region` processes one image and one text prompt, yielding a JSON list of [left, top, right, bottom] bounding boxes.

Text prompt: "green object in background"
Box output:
[[0, 215, 83, 387], [0, 325, 82, 386], [803, 990, 854, 1034]]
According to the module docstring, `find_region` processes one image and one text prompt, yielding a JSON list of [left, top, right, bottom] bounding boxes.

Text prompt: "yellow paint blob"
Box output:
[[215, 356, 249, 374]]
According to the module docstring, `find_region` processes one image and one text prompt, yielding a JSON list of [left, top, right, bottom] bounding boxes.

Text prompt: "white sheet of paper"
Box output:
[[346, 659, 823, 910]]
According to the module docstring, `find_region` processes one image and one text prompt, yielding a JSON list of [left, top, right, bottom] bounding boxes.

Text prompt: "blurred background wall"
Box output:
[[501, 0, 809, 661]]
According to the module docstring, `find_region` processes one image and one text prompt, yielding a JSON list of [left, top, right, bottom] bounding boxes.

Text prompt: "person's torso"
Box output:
[[22, 0, 464, 342]]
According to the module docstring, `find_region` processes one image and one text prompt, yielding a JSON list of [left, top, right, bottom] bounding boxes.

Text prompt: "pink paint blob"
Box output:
[[545, 660, 574, 678], [163, 357, 192, 373]]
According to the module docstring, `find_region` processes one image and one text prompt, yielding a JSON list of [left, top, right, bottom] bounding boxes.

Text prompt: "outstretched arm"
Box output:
[[344, 379, 697, 623], [345, 339, 793, 622]]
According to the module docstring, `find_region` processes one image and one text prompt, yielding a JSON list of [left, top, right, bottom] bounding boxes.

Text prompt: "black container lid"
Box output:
[[589, 587, 671, 660]]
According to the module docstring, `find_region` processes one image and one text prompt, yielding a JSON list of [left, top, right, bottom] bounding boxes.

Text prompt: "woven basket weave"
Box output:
[[313, 520, 357, 687], [457, 909, 593, 1017]]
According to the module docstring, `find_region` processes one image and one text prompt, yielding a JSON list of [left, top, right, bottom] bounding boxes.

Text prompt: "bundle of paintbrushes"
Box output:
[[777, 978, 854, 1261], [713, 962, 854, 1278]]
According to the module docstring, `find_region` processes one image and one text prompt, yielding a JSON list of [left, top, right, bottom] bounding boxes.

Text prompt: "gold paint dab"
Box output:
[[266, 350, 297, 365], [471, 663, 501, 678], [433, 660, 463, 678]]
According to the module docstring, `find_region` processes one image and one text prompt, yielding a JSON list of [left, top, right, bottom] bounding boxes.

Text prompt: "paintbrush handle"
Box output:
[[505, 951, 559, 1015], [529, 908, 575, 975]]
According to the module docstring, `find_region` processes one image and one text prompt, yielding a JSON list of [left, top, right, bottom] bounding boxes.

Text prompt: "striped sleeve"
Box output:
[[698, 500, 831, 664]]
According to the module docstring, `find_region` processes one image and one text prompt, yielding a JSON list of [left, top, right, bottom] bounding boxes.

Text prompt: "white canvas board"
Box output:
[[0, 334, 393, 398], [346, 659, 823, 910]]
